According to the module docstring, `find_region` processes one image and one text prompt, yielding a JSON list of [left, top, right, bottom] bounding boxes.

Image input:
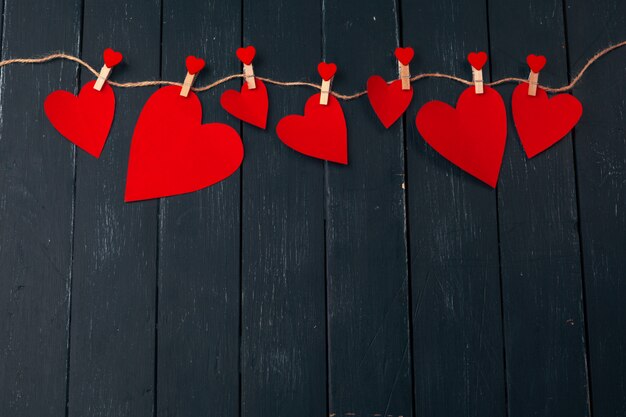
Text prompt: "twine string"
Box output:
[[0, 39, 624, 99]]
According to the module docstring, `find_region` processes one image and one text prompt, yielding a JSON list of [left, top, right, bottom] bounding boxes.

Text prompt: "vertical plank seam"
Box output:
[[153, 1, 165, 416], [238, 0, 244, 415], [394, 1, 416, 416], [484, 0, 511, 415], [561, 1, 595, 415], [64, 0, 85, 415]]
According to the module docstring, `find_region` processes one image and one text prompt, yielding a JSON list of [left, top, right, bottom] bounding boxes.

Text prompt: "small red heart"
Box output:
[[526, 54, 547, 73], [125, 86, 243, 201], [394, 47, 414, 65], [276, 93, 347, 164], [44, 80, 115, 158], [415, 85, 507, 187], [103, 48, 123, 68], [317, 62, 337, 81], [367, 75, 413, 128], [185, 56, 205, 75], [236, 46, 256, 65], [467, 51, 488, 70], [220, 78, 269, 129], [512, 83, 582, 158]]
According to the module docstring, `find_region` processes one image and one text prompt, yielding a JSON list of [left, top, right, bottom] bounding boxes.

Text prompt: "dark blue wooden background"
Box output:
[[0, 0, 625, 416]]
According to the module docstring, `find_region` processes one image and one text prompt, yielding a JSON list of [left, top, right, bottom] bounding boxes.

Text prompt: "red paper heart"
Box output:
[[367, 75, 413, 128], [103, 48, 123, 68], [512, 83, 582, 158], [125, 86, 243, 202], [276, 93, 347, 164], [185, 56, 205, 75], [236, 46, 256, 65], [526, 54, 547, 73], [467, 51, 488, 70], [317, 62, 337, 81], [415, 85, 507, 187], [394, 47, 414, 65], [220, 78, 269, 129], [44, 80, 115, 158]]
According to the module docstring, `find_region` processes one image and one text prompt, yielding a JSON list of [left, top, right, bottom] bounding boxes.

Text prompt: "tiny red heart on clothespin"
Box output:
[[185, 56, 205, 75], [526, 54, 547, 73], [394, 47, 414, 65], [103, 48, 123, 68], [236, 46, 256, 65], [317, 62, 337, 81], [467, 51, 488, 70]]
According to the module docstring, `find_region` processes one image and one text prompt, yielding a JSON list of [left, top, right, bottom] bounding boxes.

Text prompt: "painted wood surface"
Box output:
[[0, 1, 624, 417]]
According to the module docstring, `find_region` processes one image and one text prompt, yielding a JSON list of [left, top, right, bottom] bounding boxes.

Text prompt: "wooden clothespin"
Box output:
[[467, 51, 487, 94], [395, 47, 414, 90], [526, 54, 547, 96], [181, 55, 205, 97], [237, 46, 257, 90], [318, 62, 337, 105], [94, 48, 123, 91]]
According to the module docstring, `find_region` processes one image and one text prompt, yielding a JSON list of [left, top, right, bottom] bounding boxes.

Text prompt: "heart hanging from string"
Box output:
[[367, 47, 414, 128], [220, 46, 269, 129], [512, 55, 582, 158], [415, 52, 507, 187], [44, 48, 122, 158], [276, 62, 347, 164], [125, 56, 243, 202]]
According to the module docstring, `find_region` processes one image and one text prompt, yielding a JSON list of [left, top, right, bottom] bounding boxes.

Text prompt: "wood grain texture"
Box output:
[[0, 1, 80, 416], [157, 0, 241, 416], [487, 1, 590, 416], [67, 1, 161, 417], [241, 1, 327, 417], [400, 1, 507, 416], [323, 1, 412, 416], [565, 1, 626, 416]]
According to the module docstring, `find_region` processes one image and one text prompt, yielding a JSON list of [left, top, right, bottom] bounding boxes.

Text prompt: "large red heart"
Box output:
[[44, 80, 115, 158], [125, 86, 243, 202], [415, 85, 507, 187], [236, 46, 256, 65], [512, 83, 582, 158], [367, 75, 413, 128], [276, 93, 347, 164], [220, 78, 268, 129]]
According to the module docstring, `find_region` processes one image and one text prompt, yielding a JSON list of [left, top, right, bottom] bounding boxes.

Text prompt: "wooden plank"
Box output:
[[487, 2, 590, 416], [0, 0, 80, 416], [400, 1, 507, 416], [157, 0, 241, 416], [323, 1, 412, 416], [66, 1, 160, 416], [241, 1, 327, 416], [564, 1, 626, 416]]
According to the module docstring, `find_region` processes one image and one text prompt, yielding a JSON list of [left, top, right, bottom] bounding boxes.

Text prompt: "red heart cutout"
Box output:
[[103, 48, 123, 68], [125, 86, 243, 202], [317, 62, 337, 81], [526, 54, 547, 73], [276, 93, 347, 164], [367, 75, 413, 128], [467, 51, 488, 70], [394, 47, 414, 65], [185, 56, 205, 75], [415, 85, 507, 187], [220, 78, 269, 129], [44, 80, 115, 158], [236, 46, 256, 65], [512, 83, 582, 158]]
